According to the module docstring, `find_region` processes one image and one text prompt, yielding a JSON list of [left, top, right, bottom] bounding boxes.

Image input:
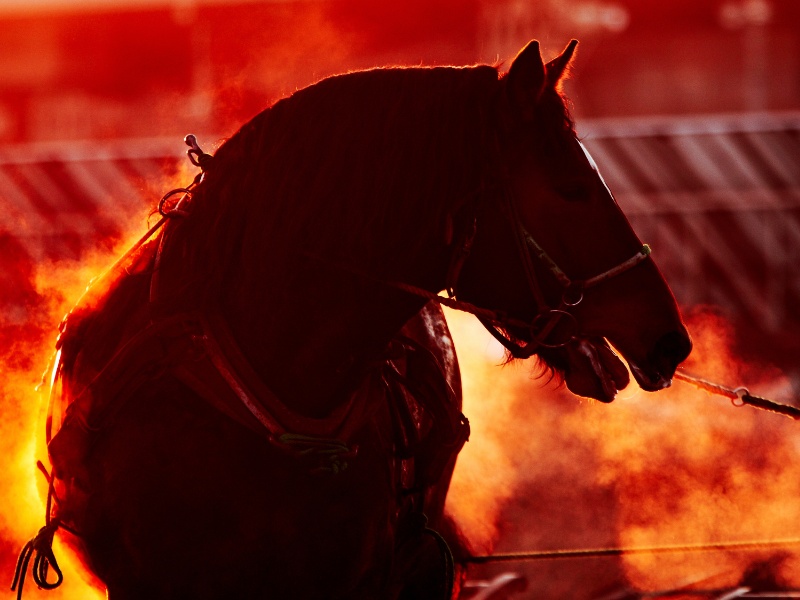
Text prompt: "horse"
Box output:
[[19, 39, 692, 599]]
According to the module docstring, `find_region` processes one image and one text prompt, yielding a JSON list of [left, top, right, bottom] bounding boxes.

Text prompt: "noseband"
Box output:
[[380, 177, 651, 361], [458, 183, 652, 359]]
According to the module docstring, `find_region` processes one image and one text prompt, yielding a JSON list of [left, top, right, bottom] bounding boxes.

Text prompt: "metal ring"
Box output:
[[158, 188, 193, 218], [185, 134, 213, 170], [561, 284, 584, 307], [185, 134, 202, 166], [731, 387, 750, 407], [530, 309, 579, 348]]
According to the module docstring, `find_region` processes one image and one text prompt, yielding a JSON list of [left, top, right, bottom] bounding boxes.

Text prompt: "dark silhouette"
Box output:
[[31, 40, 690, 599]]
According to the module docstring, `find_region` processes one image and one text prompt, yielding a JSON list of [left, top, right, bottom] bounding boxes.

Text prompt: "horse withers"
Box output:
[[20, 40, 690, 600]]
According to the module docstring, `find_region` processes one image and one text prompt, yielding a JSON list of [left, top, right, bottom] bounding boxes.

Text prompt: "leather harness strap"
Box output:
[[49, 307, 376, 478], [179, 311, 374, 441]]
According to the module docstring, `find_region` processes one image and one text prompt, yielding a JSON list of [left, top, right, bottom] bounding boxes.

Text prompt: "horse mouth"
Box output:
[[559, 337, 674, 402], [561, 337, 631, 403], [629, 363, 673, 392]]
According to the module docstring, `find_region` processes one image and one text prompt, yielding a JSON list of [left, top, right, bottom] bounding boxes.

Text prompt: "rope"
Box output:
[[674, 371, 800, 420], [385, 281, 527, 328], [10, 522, 63, 600], [99, 133, 212, 281], [467, 537, 800, 564]]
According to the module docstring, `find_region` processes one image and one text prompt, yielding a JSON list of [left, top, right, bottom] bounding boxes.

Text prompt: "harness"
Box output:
[[15, 131, 649, 599], [15, 135, 469, 600]]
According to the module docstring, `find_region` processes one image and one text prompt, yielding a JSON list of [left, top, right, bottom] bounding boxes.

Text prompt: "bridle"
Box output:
[[469, 183, 651, 359], [389, 141, 653, 360]]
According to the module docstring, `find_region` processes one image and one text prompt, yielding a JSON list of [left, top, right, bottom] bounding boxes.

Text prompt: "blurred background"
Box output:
[[1, 0, 799, 598]]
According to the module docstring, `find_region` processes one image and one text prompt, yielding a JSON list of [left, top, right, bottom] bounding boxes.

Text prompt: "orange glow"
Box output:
[[1, 2, 798, 595], [0, 166, 188, 597], [444, 309, 541, 552], [6, 260, 799, 596], [598, 309, 799, 591], [445, 306, 800, 592], [0, 245, 138, 598]]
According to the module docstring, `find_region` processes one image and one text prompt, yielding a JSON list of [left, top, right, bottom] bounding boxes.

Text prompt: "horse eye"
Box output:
[[556, 183, 590, 202]]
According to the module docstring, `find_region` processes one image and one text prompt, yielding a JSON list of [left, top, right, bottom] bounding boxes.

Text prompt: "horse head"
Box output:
[[453, 40, 692, 402]]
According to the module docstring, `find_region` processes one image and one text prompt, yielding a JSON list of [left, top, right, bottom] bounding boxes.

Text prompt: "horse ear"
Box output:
[[545, 39, 578, 89], [505, 40, 546, 121]]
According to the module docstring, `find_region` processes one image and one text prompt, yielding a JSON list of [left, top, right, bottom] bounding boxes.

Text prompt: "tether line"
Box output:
[[466, 537, 800, 563], [674, 371, 800, 420]]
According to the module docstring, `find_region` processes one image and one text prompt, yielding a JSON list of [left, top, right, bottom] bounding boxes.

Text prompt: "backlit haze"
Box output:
[[1, 1, 799, 597]]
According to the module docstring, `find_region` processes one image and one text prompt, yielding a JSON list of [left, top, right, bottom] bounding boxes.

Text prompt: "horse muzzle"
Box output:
[[629, 329, 693, 392]]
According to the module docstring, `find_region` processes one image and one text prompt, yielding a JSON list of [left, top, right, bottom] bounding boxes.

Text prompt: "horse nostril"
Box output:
[[651, 330, 693, 376]]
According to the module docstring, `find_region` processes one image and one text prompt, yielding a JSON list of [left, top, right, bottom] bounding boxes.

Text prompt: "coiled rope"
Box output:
[[10, 463, 64, 600], [10, 522, 63, 600]]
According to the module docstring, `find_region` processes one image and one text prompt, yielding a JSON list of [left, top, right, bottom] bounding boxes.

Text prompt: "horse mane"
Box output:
[[145, 60, 583, 391], [172, 65, 505, 303], [166, 63, 578, 309]]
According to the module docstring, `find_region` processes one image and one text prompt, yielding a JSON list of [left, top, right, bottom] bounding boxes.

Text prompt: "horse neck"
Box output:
[[221, 246, 449, 419]]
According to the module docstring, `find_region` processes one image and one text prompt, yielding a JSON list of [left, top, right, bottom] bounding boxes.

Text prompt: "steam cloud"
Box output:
[[446, 306, 800, 598]]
